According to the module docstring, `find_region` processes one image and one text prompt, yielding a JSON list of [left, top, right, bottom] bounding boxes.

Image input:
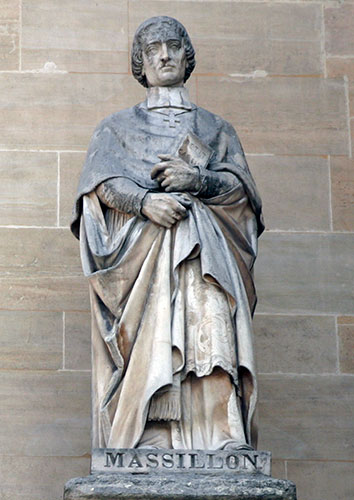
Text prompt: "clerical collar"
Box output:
[[146, 86, 192, 111]]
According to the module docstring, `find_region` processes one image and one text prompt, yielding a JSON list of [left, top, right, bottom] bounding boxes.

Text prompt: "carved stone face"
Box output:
[[141, 24, 187, 87]]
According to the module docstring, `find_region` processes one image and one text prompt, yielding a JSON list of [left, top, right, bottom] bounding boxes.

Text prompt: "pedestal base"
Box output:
[[64, 472, 297, 500]]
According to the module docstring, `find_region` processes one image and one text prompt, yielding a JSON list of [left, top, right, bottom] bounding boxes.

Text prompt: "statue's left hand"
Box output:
[[151, 154, 201, 192]]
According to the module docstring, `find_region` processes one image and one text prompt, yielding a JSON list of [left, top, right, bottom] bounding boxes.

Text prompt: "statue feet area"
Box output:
[[63, 449, 297, 500]]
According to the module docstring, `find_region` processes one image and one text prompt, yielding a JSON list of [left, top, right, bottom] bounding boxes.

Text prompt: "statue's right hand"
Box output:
[[141, 192, 189, 228]]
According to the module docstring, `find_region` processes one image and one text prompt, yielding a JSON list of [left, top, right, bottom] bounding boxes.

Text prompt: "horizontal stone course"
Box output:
[[0, 73, 348, 155], [22, 0, 128, 73], [0, 151, 57, 226], [287, 460, 354, 500], [0, 276, 89, 311], [197, 76, 347, 155], [0, 228, 81, 276], [0, 228, 89, 311], [253, 314, 337, 374], [0, 455, 90, 500], [255, 232, 354, 315], [0, 310, 62, 370], [0, 370, 91, 457], [249, 156, 330, 231], [0, 73, 145, 150], [258, 374, 354, 461], [129, 1, 322, 75]]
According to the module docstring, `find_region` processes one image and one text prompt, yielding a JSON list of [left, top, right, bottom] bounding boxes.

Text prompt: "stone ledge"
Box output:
[[64, 472, 297, 500]]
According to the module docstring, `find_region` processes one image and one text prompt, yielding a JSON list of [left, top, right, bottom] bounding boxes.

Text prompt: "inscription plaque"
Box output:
[[92, 449, 271, 476]]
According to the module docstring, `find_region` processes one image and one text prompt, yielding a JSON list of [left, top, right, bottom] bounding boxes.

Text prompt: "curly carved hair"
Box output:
[[131, 16, 196, 88]]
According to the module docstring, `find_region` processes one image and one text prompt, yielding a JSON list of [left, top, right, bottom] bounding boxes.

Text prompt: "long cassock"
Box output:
[[71, 86, 264, 451]]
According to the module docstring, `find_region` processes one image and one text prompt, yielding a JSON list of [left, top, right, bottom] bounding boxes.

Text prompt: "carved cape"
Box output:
[[71, 101, 264, 449]]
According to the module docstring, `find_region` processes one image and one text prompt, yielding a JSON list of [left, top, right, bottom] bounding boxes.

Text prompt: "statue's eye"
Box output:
[[145, 45, 158, 56], [169, 41, 181, 50]]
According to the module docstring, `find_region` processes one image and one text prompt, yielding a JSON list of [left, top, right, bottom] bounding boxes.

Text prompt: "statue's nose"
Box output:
[[160, 43, 170, 63]]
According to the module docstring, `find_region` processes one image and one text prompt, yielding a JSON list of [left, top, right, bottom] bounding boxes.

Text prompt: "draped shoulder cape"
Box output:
[[71, 101, 264, 449]]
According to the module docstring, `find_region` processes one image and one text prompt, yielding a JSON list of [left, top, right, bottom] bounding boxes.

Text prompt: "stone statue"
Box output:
[[71, 16, 264, 452]]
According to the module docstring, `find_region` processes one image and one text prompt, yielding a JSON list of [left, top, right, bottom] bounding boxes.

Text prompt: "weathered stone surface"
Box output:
[[0, 151, 57, 226], [0, 19, 18, 70], [22, 0, 128, 73], [271, 461, 286, 481], [337, 320, 354, 374], [0, 228, 88, 311], [253, 314, 337, 374], [0, 455, 90, 500], [350, 85, 354, 119], [60, 153, 85, 227], [327, 57, 354, 81], [0, 0, 19, 71], [249, 156, 330, 231], [0, 228, 81, 277], [0, 276, 90, 311], [129, 1, 322, 75], [0, 275, 89, 311], [337, 316, 354, 325], [255, 233, 354, 315], [328, 58, 354, 118], [64, 472, 296, 500], [287, 460, 354, 500], [258, 374, 354, 461], [1, 0, 19, 20], [0, 310, 62, 369], [197, 76, 347, 155], [331, 157, 354, 231], [325, 5, 354, 56], [0, 73, 145, 150], [92, 449, 271, 476], [65, 311, 91, 370], [0, 370, 90, 456]]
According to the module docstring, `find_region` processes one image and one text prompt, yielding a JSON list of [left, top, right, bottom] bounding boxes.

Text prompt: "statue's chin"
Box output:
[[149, 71, 184, 88]]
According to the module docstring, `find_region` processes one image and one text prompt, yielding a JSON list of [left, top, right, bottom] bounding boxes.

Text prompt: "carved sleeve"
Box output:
[[96, 177, 149, 216], [196, 169, 245, 199]]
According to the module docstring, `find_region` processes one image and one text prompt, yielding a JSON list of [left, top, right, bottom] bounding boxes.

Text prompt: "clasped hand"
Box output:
[[141, 155, 200, 228], [151, 154, 201, 193], [141, 192, 191, 228]]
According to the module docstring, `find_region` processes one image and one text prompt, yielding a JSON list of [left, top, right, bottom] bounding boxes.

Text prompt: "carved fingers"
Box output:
[[151, 155, 199, 192], [141, 192, 190, 228]]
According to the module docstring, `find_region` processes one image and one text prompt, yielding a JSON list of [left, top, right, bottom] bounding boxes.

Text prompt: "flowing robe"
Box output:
[[71, 98, 264, 450]]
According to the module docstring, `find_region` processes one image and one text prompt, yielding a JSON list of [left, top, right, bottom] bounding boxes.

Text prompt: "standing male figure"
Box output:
[[71, 16, 264, 452]]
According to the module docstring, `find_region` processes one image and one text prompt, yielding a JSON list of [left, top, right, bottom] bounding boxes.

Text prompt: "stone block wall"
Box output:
[[0, 1, 353, 499]]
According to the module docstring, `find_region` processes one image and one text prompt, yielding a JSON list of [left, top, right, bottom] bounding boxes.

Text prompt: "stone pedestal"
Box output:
[[64, 472, 296, 500], [63, 450, 296, 500]]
